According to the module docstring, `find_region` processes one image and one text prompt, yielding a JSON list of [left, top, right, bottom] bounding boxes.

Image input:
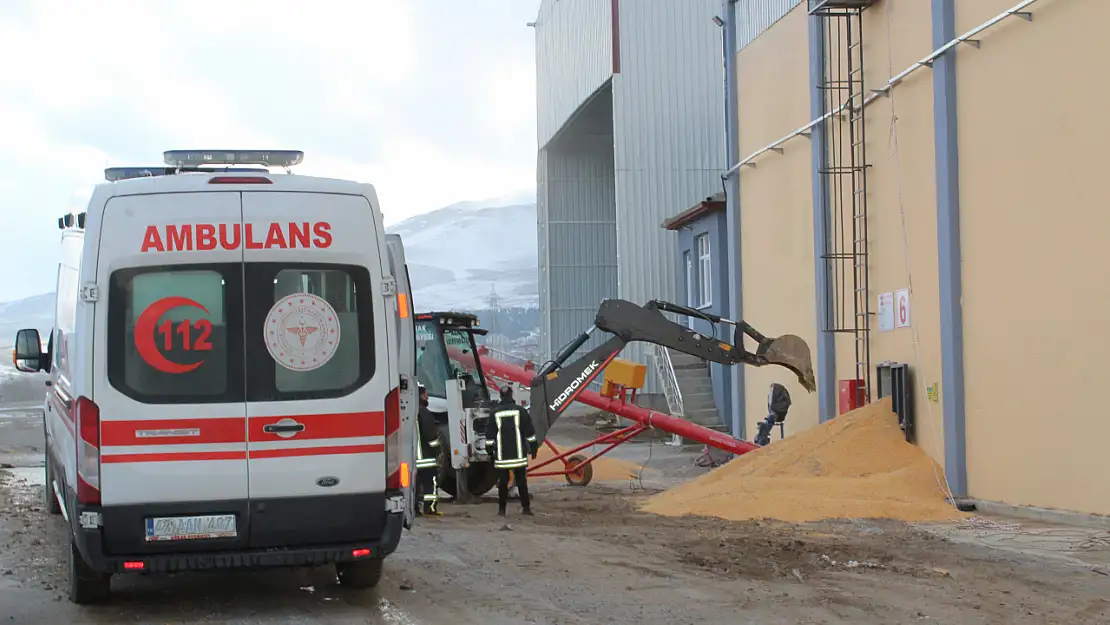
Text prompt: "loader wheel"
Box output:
[[435, 430, 499, 498], [564, 454, 593, 487], [336, 558, 383, 589], [439, 461, 499, 498]]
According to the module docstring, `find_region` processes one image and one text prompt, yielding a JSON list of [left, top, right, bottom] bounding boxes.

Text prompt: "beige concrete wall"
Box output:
[[736, 4, 819, 439], [832, 0, 947, 468], [956, 0, 1110, 515]]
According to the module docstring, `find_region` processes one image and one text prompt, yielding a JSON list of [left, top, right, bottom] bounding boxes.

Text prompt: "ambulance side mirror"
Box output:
[[13, 328, 44, 373]]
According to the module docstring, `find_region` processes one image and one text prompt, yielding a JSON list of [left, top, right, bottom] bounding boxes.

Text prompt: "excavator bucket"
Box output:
[[759, 334, 817, 393]]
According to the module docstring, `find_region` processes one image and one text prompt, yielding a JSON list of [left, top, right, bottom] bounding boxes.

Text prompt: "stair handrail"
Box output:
[[651, 343, 687, 446], [651, 343, 685, 417]]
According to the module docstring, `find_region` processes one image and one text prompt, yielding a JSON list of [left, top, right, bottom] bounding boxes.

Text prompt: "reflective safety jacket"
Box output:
[[483, 401, 537, 470], [416, 405, 440, 469]]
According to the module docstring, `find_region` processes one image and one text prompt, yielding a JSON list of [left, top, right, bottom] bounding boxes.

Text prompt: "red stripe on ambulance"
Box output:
[[101, 417, 246, 446], [98, 411, 387, 463], [248, 411, 385, 441]]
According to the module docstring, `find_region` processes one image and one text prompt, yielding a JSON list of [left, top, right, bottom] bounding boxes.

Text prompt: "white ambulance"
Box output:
[[11, 150, 419, 604]]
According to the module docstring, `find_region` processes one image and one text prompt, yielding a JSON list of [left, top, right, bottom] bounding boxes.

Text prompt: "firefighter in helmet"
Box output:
[[415, 383, 442, 516], [484, 385, 538, 516]]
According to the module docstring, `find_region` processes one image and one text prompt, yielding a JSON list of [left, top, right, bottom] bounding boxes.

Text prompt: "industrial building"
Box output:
[[535, 0, 1108, 518], [689, 0, 1106, 518], [532, 0, 728, 404]]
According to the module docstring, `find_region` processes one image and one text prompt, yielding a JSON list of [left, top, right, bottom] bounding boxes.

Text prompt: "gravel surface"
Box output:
[[1, 395, 1108, 623]]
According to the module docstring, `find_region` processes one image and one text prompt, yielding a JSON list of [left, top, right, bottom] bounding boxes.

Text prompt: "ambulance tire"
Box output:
[[68, 537, 111, 604], [336, 557, 383, 589], [44, 452, 61, 515]]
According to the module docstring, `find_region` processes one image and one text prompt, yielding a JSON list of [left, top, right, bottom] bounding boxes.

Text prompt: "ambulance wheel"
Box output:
[[336, 558, 383, 589], [564, 454, 593, 487], [44, 455, 61, 515], [68, 537, 110, 604]]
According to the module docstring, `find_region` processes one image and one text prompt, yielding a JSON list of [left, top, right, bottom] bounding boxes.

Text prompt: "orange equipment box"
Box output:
[[601, 358, 647, 390]]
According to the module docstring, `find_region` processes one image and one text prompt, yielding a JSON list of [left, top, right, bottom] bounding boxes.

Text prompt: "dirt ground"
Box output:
[[1, 397, 1109, 623]]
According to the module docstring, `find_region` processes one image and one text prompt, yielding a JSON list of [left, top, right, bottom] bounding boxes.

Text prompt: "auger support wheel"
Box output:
[[563, 454, 593, 487]]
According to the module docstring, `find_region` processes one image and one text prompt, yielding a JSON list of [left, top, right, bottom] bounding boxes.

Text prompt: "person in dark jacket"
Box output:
[[415, 384, 442, 516], [484, 385, 538, 516]]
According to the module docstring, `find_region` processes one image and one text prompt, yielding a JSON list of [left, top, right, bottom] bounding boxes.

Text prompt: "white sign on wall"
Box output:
[[877, 292, 894, 331], [895, 289, 911, 328]]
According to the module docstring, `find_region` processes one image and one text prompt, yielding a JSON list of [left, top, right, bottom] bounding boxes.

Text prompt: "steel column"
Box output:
[[723, 0, 744, 439], [808, 9, 838, 423], [931, 0, 968, 497]]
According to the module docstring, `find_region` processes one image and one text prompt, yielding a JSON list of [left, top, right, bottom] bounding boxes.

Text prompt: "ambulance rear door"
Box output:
[[240, 190, 393, 549], [93, 190, 250, 555]]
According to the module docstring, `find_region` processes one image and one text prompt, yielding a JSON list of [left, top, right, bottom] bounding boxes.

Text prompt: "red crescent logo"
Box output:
[[134, 296, 211, 374]]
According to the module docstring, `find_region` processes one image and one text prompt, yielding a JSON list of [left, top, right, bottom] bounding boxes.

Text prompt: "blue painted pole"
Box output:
[[808, 11, 837, 422], [931, 0, 968, 498], [722, 0, 744, 439]]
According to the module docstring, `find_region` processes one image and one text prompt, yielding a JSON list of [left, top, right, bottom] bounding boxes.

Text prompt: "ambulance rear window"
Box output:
[[107, 264, 244, 404], [107, 262, 375, 405], [242, 263, 375, 402]]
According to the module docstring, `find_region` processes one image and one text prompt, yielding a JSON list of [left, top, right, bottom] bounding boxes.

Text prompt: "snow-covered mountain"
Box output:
[[0, 293, 54, 348], [386, 197, 539, 311], [0, 195, 539, 350]]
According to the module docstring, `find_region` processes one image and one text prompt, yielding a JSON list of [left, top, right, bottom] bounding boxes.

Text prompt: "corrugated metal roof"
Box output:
[[736, 0, 804, 50]]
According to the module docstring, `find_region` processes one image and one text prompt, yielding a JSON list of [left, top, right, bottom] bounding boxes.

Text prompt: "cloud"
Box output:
[[0, 1, 541, 301]]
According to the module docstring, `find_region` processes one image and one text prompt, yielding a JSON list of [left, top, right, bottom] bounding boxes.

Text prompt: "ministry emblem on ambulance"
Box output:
[[265, 293, 341, 372]]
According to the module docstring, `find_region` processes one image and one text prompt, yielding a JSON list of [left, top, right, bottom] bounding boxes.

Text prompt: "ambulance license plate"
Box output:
[[145, 514, 237, 542]]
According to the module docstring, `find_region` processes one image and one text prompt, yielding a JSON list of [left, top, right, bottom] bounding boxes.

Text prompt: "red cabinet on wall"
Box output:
[[838, 379, 866, 415]]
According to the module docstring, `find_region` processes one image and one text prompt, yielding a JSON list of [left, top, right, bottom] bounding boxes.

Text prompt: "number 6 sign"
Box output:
[[894, 289, 911, 328]]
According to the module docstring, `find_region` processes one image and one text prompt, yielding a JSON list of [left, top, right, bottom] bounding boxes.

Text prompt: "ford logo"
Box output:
[[316, 476, 340, 488]]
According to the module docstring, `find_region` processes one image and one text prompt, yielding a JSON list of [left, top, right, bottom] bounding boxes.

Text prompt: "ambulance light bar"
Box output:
[[104, 166, 269, 182], [163, 150, 304, 168]]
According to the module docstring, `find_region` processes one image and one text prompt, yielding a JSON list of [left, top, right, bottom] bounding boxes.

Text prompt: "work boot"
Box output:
[[497, 507, 506, 517], [522, 508, 534, 516], [426, 502, 442, 517]]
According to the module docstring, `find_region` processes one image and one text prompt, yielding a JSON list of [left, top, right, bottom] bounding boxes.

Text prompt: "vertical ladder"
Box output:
[[811, 0, 875, 406]]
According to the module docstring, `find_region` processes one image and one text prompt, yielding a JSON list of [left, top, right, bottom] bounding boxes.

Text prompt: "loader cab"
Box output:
[[414, 311, 490, 414]]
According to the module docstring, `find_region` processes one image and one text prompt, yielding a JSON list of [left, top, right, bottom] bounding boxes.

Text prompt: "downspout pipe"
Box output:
[[722, 0, 744, 439], [931, 0, 968, 498], [808, 11, 837, 422]]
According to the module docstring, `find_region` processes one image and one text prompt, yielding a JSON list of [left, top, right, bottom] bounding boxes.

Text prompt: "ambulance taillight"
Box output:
[[75, 397, 101, 505], [384, 387, 402, 490]]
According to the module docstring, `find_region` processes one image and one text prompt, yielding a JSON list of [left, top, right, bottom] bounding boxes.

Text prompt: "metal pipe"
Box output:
[[469, 348, 761, 456], [527, 424, 648, 476], [723, 0, 1045, 178]]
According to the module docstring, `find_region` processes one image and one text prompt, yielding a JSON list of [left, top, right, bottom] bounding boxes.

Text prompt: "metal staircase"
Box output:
[[652, 345, 724, 445]]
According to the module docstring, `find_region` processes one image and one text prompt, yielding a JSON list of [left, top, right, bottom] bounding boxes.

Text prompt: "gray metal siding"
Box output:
[[612, 0, 727, 387], [736, 0, 803, 51], [538, 135, 618, 361], [535, 0, 614, 148]]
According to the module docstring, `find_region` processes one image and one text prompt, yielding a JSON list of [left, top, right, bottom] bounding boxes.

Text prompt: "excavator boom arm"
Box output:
[[529, 298, 817, 440]]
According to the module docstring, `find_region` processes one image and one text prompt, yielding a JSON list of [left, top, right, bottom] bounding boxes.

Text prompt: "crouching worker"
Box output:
[[484, 386, 538, 516], [416, 384, 442, 516]]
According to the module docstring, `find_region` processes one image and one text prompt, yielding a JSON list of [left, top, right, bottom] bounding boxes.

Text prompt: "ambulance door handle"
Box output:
[[264, 422, 305, 434]]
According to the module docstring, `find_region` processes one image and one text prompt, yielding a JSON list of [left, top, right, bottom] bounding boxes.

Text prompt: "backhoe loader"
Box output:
[[528, 298, 816, 443]]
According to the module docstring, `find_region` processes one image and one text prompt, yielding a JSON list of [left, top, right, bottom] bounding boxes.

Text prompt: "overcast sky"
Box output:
[[0, 1, 541, 302]]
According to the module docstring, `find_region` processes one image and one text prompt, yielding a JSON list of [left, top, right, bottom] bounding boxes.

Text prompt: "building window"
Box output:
[[696, 234, 711, 307]]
